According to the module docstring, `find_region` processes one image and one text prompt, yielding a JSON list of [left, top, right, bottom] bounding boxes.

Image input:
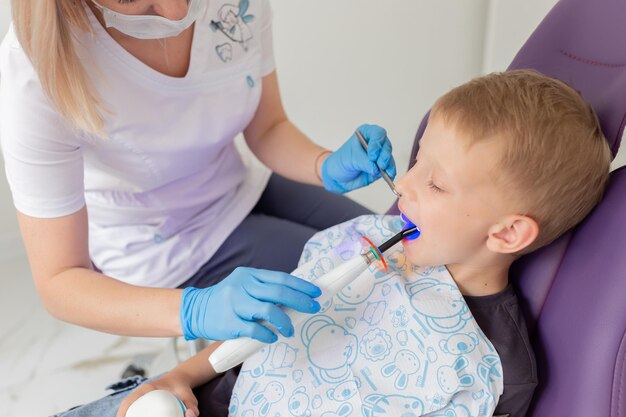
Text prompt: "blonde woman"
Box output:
[[1, 0, 396, 375]]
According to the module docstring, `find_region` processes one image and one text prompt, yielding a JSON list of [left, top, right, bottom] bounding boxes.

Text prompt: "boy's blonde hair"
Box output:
[[431, 69, 612, 251], [11, 1, 104, 136]]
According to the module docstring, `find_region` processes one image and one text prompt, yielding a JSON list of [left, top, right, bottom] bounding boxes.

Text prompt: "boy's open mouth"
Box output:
[[401, 213, 421, 240]]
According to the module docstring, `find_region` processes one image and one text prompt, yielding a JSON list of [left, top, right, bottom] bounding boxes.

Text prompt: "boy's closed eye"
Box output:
[[415, 156, 447, 194], [427, 180, 444, 193]]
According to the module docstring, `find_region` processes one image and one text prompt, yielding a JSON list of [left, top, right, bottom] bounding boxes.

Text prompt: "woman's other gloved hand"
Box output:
[[180, 267, 322, 343], [321, 124, 397, 194]]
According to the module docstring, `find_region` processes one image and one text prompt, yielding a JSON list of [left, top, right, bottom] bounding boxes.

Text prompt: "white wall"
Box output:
[[271, 0, 489, 212], [0, 2, 9, 35], [483, 0, 558, 73]]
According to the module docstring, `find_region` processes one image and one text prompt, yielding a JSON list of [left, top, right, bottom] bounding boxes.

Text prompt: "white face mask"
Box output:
[[91, 0, 207, 40]]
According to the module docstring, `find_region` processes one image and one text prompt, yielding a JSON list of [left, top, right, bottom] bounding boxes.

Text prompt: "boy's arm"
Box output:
[[169, 341, 224, 388], [116, 341, 224, 417]]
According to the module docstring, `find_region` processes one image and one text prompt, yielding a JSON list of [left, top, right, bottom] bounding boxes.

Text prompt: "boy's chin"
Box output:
[[401, 240, 439, 267]]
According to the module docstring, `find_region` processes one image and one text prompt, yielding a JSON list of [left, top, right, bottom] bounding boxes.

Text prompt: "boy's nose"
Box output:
[[394, 174, 409, 198], [395, 173, 421, 204]]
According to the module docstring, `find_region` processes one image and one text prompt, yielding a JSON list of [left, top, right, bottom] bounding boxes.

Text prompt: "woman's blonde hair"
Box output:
[[431, 69, 612, 251], [11, 0, 104, 135]]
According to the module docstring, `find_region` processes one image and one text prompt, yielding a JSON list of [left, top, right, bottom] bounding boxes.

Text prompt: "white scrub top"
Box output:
[[0, 0, 274, 287]]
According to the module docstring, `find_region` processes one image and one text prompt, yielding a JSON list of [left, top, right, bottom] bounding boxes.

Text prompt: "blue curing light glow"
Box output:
[[401, 214, 421, 240]]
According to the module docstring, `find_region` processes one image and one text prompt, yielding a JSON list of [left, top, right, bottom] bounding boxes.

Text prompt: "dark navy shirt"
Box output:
[[465, 285, 538, 417]]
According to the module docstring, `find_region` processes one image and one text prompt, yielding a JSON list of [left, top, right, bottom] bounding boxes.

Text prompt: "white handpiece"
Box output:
[[125, 390, 185, 417], [209, 255, 369, 373]]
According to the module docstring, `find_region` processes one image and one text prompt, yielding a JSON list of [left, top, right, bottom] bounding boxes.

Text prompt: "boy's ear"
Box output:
[[486, 214, 539, 254]]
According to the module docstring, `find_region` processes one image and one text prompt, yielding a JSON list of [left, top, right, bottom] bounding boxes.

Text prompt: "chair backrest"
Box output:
[[507, 1, 626, 415], [389, 0, 626, 415]]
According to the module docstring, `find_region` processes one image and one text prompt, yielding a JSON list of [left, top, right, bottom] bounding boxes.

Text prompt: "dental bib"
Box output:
[[228, 215, 503, 417]]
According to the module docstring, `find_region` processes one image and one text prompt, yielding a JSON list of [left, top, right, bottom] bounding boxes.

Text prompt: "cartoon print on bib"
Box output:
[[437, 356, 475, 394], [250, 381, 284, 417], [360, 300, 387, 325], [360, 328, 393, 362], [288, 386, 311, 417], [440, 333, 479, 356], [362, 393, 424, 417], [327, 378, 361, 402], [240, 344, 271, 378], [381, 349, 421, 390], [301, 315, 359, 384], [271, 342, 298, 370], [229, 215, 503, 417], [406, 277, 473, 334]]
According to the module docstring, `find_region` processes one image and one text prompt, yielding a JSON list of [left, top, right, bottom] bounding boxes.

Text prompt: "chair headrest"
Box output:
[[508, 0, 626, 158]]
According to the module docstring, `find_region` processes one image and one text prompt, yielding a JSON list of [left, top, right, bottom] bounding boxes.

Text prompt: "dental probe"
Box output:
[[208, 224, 420, 374], [355, 130, 402, 197]]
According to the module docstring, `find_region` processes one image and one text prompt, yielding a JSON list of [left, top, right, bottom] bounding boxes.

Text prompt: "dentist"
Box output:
[[0, 0, 397, 343]]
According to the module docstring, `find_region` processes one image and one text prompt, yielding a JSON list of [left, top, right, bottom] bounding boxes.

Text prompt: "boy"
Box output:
[[59, 70, 612, 417]]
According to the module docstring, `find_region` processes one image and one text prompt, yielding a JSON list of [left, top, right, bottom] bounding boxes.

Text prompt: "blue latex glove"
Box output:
[[180, 267, 322, 343], [321, 124, 397, 194]]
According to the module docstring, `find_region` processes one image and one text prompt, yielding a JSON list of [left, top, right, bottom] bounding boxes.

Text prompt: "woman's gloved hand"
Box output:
[[180, 267, 322, 344], [321, 124, 397, 194]]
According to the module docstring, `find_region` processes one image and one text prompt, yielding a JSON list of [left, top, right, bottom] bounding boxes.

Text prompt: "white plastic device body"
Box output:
[[209, 255, 370, 373], [125, 389, 185, 417]]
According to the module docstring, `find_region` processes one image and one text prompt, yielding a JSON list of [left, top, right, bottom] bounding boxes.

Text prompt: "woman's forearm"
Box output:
[[243, 72, 330, 185], [246, 119, 329, 185], [39, 267, 183, 336]]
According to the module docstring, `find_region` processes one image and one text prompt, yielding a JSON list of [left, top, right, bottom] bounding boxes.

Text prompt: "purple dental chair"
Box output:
[[390, 0, 626, 415]]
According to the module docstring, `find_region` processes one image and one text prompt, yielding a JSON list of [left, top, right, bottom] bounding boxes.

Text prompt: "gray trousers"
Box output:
[[180, 173, 372, 288]]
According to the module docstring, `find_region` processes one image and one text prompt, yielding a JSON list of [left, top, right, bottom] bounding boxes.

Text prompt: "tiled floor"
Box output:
[[0, 252, 185, 416], [0, 187, 397, 417]]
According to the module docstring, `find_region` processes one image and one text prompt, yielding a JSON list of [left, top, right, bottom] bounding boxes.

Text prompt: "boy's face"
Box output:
[[396, 114, 510, 268]]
